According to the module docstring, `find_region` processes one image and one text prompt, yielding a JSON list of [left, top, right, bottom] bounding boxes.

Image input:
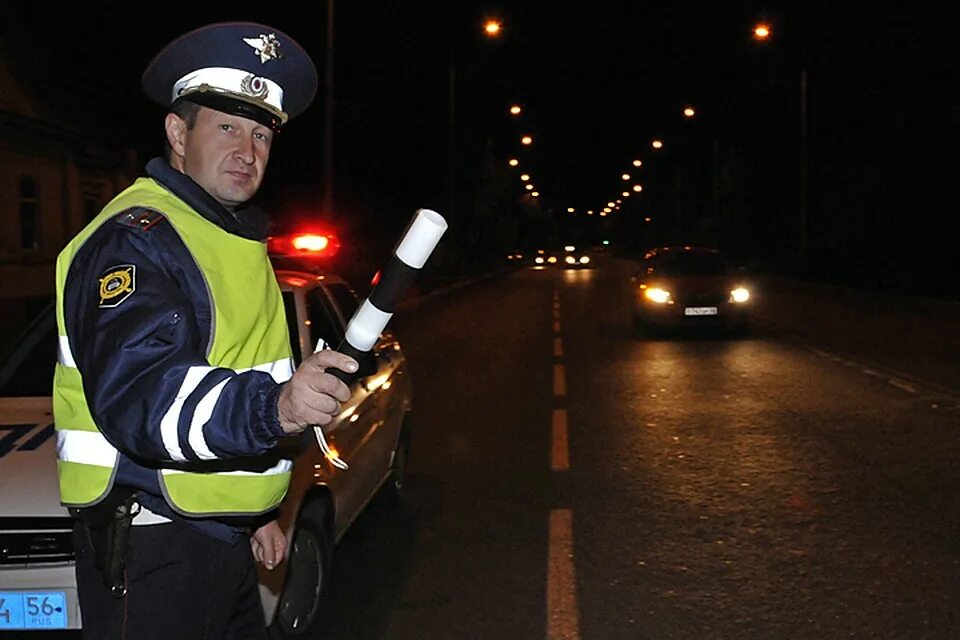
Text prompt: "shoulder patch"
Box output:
[[98, 264, 136, 308], [115, 207, 167, 232]]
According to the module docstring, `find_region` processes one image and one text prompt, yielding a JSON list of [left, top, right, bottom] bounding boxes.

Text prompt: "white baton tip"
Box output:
[[395, 208, 448, 269], [345, 299, 393, 351]]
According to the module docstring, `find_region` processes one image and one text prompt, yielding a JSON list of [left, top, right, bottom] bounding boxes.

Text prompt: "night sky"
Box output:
[[1, 2, 952, 289]]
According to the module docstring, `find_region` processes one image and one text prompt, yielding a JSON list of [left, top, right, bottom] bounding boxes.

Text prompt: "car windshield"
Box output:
[[653, 252, 728, 277], [0, 304, 57, 398]]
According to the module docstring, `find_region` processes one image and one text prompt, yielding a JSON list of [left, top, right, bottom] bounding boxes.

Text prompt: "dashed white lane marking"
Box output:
[[548, 292, 579, 639], [547, 508, 580, 640], [554, 364, 566, 397], [808, 345, 927, 395], [552, 409, 569, 471], [888, 378, 917, 394]]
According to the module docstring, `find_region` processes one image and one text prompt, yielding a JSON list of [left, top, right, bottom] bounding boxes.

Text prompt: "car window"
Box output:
[[325, 283, 360, 327], [305, 287, 345, 352], [0, 306, 56, 398], [282, 291, 302, 365]]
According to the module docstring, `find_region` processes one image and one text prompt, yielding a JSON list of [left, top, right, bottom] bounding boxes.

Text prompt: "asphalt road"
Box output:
[[315, 255, 960, 639], [15, 254, 960, 639]]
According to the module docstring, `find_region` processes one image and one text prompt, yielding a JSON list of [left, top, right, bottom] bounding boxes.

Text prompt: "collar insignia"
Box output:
[[244, 33, 284, 64]]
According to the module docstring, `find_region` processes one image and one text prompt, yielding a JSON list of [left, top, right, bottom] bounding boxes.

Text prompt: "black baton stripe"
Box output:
[[335, 339, 366, 360], [330, 339, 367, 385], [369, 256, 419, 312]]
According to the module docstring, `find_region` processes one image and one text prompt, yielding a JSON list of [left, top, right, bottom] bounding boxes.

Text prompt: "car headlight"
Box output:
[[535, 256, 544, 264], [730, 287, 750, 303], [644, 287, 671, 304], [547, 256, 557, 264], [579, 256, 590, 264], [565, 255, 576, 265]]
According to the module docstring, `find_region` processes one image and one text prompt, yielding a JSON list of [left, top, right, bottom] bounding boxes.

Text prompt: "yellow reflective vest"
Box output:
[[54, 177, 293, 517]]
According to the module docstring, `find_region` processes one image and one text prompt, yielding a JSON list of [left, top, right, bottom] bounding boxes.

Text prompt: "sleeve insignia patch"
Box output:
[[98, 264, 137, 308]]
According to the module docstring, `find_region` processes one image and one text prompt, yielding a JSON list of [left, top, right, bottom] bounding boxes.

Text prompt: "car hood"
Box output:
[[0, 396, 69, 518], [654, 275, 738, 294]]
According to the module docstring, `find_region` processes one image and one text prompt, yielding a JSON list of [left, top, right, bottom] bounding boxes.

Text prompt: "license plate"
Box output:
[[0, 591, 68, 629], [684, 306, 718, 316]]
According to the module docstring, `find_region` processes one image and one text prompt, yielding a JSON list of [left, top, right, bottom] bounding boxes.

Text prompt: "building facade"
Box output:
[[0, 41, 136, 349]]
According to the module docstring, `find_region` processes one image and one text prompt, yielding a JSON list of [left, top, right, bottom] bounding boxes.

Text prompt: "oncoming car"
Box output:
[[630, 245, 751, 335], [560, 245, 591, 269], [0, 265, 413, 638], [533, 248, 559, 267]]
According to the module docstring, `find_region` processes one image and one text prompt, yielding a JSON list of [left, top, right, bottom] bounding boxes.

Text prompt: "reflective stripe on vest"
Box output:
[[54, 178, 294, 515]]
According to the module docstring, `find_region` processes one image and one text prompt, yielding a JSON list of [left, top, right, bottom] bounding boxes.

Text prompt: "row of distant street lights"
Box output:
[[483, 16, 776, 232], [504, 106, 667, 224]]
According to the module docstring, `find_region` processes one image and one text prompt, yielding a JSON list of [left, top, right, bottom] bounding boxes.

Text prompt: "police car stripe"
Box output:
[[161, 365, 217, 461], [56, 429, 118, 467], [161, 458, 292, 476], [188, 377, 231, 460], [57, 336, 77, 368]]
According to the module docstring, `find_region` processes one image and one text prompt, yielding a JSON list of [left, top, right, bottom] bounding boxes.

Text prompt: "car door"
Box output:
[[295, 280, 400, 537]]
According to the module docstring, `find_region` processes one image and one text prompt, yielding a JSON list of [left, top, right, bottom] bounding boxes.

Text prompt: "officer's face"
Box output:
[[168, 107, 274, 208]]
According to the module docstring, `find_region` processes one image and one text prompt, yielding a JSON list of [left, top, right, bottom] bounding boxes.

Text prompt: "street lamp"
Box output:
[[752, 19, 808, 257], [483, 19, 503, 37], [448, 16, 504, 220]]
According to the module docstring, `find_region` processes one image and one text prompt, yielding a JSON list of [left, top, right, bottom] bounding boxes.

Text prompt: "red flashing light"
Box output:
[[268, 232, 341, 259], [292, 234, 330, 252]]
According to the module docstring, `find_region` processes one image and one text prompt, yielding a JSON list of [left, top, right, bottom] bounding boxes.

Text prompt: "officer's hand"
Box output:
[[251, 520, 286, 570], [277, 350, 357, 434]]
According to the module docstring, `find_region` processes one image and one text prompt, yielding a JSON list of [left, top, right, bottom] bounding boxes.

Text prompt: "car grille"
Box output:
[[0, 517, 75, 566], [681, 293, 726, 306]]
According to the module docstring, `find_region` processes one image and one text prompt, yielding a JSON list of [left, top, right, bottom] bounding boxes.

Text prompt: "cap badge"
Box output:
[[240, 75, 270, 99], [244, 33, 284, 64]]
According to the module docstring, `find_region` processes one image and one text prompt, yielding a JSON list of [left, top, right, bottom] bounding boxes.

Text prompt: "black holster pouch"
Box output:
[[70, 486, 139, 598]]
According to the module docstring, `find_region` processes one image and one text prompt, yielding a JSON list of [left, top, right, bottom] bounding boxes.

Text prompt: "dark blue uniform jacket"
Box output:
[[63, 158, 289, 542]]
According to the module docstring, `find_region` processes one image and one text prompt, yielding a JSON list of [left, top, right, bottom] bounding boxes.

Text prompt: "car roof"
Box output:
[[643, 245, 722, 259], [274, 268, 350, 290]]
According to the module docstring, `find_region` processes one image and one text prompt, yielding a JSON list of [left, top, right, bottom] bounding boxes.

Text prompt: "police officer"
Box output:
[[53, 22, 357, 639]]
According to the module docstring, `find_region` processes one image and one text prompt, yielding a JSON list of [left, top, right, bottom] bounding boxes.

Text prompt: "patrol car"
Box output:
[[0, 255, 414, 637]]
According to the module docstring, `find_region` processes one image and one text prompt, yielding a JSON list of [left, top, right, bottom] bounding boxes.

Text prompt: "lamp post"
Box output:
[[320, 0, 335, 217], [447, 18, 503, 222], [753, 20, 808, 257]]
